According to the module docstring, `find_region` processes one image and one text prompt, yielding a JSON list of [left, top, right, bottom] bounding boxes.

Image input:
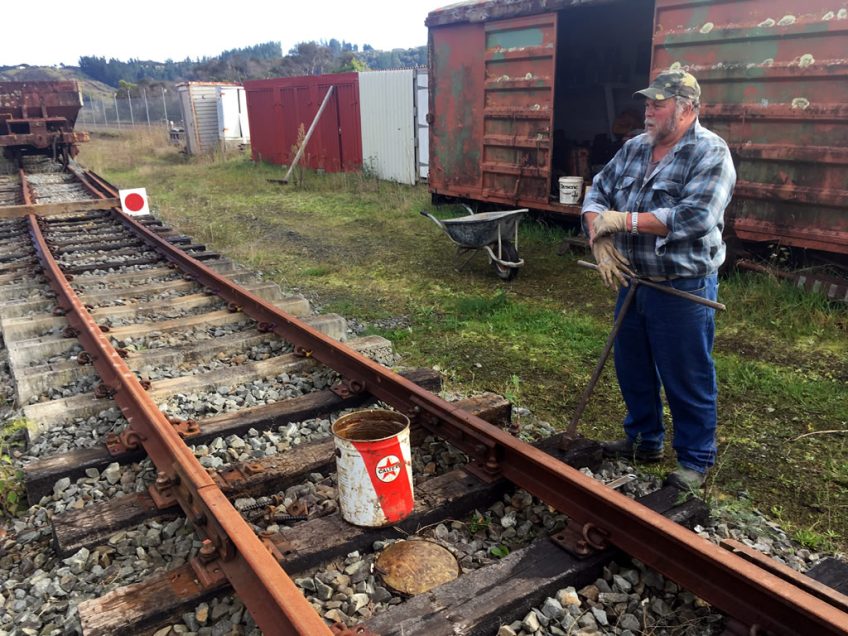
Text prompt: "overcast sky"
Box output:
[[3, 0, 447, 67]]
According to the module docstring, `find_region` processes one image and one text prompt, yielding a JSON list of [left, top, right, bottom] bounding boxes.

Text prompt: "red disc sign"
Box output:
[[124, 193, 145, 212]]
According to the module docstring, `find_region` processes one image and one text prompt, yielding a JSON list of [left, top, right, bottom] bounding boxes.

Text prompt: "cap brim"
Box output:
[[633, 87, 670, 100]]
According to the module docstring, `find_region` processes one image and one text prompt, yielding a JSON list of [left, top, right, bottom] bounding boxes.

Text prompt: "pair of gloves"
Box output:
[[590, 211, 632, 291]]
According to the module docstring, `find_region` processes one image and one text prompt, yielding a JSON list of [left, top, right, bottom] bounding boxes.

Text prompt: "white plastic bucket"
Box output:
[[558, 176, 584, 205], [332, 409, 414, 527]]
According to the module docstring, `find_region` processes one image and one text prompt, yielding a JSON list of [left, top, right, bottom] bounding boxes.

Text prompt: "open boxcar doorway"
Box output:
[[551, 0, 656, 203]]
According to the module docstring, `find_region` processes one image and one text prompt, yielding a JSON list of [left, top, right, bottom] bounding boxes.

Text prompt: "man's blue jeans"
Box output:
[[613, 273, 718, 472]]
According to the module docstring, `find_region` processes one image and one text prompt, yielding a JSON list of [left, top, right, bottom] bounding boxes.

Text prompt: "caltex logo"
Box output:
[[375, 455, 402, 483]]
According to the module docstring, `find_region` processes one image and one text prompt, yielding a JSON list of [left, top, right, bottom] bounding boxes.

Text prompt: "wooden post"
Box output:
[[281, 85, 335, 184]]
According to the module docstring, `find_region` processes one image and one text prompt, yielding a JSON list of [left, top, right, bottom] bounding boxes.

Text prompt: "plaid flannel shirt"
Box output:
[[581, 120, 736, 279]]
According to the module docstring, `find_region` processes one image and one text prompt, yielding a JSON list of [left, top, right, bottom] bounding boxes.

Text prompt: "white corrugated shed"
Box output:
[[359, 69, 419, 185], [216, 86, 251, 146], [177, 82, 238, 154]]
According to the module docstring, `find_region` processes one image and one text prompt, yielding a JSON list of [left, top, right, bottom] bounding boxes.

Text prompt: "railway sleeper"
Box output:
[[22, 333, 382, 439], [0, 276, 224, 317], [77, 470, 701, 636], [0, 280, 284, 340], [26, 368, 446, 507], [51, 378, 493, 558], [15, 312, 348, 405], [4, 299, 312, 373]]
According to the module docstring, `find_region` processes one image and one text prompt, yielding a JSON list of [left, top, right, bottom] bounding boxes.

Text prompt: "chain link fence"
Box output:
[[77, 89, 183, 129]]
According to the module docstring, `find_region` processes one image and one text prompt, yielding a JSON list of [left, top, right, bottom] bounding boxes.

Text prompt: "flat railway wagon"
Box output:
[[425, 0, 848, 262], [0, 80, 89, 165]]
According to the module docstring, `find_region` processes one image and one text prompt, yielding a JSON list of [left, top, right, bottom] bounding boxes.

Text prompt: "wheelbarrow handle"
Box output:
[[576, 260, 726, 311]]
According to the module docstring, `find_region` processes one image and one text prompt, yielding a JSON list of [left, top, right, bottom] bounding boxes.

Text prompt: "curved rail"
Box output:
[[25, 211, 332, 636]]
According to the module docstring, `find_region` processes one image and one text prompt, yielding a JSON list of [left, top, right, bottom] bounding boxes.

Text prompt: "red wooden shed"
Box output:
[[244, 72, 362, 172]]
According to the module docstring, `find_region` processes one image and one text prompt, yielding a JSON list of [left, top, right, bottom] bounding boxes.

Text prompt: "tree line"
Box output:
[[78, 39, 427, 88]]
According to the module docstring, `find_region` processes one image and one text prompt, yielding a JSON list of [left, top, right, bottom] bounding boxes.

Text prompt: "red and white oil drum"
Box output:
[[332, 409, 414, 527]]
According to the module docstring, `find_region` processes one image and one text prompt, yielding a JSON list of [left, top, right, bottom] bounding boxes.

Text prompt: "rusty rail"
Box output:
[[25, 212, 332, 636], [63, 169, 848, 635]]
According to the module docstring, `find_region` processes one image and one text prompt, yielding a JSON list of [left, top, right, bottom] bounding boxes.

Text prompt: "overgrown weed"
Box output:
[[0, 419, 27, 518]]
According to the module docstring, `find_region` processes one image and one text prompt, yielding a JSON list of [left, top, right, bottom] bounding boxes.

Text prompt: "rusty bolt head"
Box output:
[[198, 538, 217, 563], [154, 471, 172, 492]]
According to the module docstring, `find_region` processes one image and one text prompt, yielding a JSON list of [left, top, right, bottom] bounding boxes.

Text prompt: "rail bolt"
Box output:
[[198, 539, 217, 563], [154, 471, 172, 493]]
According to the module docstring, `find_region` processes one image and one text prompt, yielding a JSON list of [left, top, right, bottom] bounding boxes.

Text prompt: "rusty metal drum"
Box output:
[[332, 409, 414, 527]]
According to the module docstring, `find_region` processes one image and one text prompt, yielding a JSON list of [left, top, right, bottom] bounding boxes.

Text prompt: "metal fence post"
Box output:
[[128, 91, 135, 126], [143, 88, 151, 127], [114, 95, 121, 127]]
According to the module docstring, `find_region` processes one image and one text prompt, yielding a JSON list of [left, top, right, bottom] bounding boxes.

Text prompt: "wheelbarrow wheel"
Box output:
[[491, 240, 520, 281]]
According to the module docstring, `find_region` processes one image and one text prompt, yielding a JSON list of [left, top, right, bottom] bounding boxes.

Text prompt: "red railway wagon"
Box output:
[[426, 0, 848, 259], [0, 80, 89, 164], [243, 73, 362, 173]]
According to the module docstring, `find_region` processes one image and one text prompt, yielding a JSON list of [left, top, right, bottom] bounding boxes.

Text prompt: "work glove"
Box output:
[[592, 211, 628, 240], [591, 235, 633, 291]]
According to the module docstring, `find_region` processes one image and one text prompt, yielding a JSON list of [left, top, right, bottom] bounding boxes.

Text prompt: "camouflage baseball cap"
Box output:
[[634, 69, 701, 101]]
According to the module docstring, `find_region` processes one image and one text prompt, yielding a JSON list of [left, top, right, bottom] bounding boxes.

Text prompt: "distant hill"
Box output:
[[0, 65, 117, 101], [0, 40, 427, 93]]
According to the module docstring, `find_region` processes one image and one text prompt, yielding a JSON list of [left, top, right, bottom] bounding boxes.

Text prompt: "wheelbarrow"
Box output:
[[420, 206, 529, 280]]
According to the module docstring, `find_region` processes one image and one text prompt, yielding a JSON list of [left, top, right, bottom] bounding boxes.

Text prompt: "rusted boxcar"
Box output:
[[426, 0, 848, 257], [244, 73, 362, 172], [0, 80, 89, 164]]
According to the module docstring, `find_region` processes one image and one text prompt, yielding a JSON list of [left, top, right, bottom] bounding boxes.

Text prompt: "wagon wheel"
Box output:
[[490, 240, 520, 281]]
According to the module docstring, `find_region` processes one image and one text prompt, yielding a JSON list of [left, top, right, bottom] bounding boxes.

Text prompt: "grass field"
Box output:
[[79, 128, 847, 552]]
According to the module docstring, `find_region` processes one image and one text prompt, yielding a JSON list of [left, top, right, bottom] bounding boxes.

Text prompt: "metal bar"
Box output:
[[577, 261, 727, 310], [282, 85, 335, 184], [19, 169, 32, 206], [0, 199, 120, 219], [563, 280, 638, 443], [87, 170, 848, 634], [721, 539, 848, 613], [24, 214, 331, 636]]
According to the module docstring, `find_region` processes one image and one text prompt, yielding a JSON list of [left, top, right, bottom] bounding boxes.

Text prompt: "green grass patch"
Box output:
[[0, 419, 27, 518]]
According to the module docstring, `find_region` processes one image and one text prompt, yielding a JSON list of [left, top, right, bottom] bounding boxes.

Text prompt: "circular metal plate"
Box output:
[[375, 540, 459, 595]]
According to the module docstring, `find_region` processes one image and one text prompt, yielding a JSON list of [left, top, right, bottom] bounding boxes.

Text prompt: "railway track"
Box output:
[[0, 156, 847, 636]]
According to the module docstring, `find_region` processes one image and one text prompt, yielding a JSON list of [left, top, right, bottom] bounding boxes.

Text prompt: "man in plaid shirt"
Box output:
[[581, 69, 736, 490]]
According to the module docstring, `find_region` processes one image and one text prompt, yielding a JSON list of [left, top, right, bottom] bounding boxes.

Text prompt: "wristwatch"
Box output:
[[631, 211, 639, 235]]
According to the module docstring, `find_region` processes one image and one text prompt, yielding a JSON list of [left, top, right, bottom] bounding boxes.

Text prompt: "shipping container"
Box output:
[[177, 82, 241, 155], [244, 73, 362, 172], [426, 0, 848, 258], [359, 69, 429, 185], [216, 85, 250, 148]]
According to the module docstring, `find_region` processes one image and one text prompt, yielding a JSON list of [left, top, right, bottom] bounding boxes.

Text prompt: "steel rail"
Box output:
[[25, 212, 332, 636], [80, 169, 848, 634]]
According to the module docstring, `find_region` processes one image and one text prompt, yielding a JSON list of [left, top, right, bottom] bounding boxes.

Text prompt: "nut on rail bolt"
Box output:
[[154, 471, 173, 493], [198, 538, 217, 564], [94, 383, 115, 399]]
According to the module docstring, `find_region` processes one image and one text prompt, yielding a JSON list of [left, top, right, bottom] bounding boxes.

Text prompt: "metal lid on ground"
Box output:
[[375, 540, 459, 595]]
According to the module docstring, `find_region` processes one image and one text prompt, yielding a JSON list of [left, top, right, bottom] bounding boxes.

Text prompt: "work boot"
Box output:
[[601, 438, 663, 463], [664, 464, 706, 490]]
